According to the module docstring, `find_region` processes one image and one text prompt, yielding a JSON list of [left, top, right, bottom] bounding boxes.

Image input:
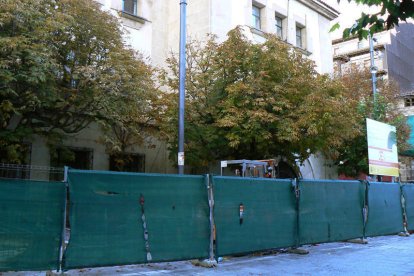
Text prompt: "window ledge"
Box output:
[[119, 11, 150, 24], [250, 26, 266, 37], [295, 46, 312, 56]]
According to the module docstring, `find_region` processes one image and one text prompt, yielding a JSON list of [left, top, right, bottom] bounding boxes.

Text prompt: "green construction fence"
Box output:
[[402, 184, 414, 231], [365, 182, 404, 237], [63, 169, 210, 269], [0, 179, 66, 272], [212, 177, 297, 257], [1, 172, 412, 272], [298, 180, 365, 245]]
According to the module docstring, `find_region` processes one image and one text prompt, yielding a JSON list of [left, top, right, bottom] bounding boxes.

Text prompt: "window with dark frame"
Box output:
[[49, 147, 93, 181], [296, 26, 303, 48], [123, 0, 138, 16], [275, 15, 283, 38], [0, 144, 32, 179], [405, 97, 414, 107], [252, 5, 261, 29], [50, 147, 93, 170]]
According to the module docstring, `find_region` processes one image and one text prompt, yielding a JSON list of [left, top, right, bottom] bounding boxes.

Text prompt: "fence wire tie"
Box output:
[[359, 180, 369, 239], [292, 178, 300, 199], [140, 194, 152, 262]]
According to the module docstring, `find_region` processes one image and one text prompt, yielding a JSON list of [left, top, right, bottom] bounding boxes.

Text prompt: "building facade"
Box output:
[[19, 0, 340, 180]]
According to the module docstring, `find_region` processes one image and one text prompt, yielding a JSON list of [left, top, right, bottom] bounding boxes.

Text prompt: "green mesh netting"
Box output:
[[402, 184, 414, 231], [213, 177, 297, 257], [299, 180, 365, 245], [365, 182, 404, 237], [0, 179, 66, 272], [63, 170, 209, 269]]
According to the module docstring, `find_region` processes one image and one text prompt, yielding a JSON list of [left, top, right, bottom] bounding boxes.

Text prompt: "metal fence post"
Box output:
[[292, 178, 300, 248], [206, 174, 215, 261], [58, 167, 69, 271]]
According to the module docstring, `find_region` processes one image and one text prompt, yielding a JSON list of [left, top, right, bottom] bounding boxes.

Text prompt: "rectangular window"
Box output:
[[110, 153, 145, 173], [50, 147, 93, 170], [49, 147, 93, 181], [405, 97, 414, 107], [275, 15, 283, 38], [123, 0, 138, 16], [0, 144, 32, 179], [252, 5, 261, 29], [296, 26, 303, 48]]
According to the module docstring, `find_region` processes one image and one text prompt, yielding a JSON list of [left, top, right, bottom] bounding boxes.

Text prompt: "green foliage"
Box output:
[[340, 0, 414, 38], [0, 0, 158, 163], [161, 28, 359, 169]]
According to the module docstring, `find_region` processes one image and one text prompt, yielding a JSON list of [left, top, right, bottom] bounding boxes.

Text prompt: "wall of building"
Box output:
[[387, 23, 414, 97], [29, 123, 175, 180], [208, 0, 337, 74], [332, 31, 390, 76], [299, 153, 338, 179]]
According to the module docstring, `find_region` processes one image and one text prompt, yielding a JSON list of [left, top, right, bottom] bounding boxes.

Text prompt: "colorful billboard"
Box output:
[[366, 118, 399, 176]]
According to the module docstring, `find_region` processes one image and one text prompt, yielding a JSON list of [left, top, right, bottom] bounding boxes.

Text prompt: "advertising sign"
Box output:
[[366, 118, 399, 176]]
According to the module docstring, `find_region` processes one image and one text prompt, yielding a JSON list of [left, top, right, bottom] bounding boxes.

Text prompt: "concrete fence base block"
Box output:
[[398, 232, 410, 237], [346, 238, 368, 244], [46, 271, 67, 276], [287, 248, 309, 255], [190, 259, 217, 268]]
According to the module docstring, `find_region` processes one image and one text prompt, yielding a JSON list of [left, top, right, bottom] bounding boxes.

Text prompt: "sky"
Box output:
[[330, 1, 381, 39]]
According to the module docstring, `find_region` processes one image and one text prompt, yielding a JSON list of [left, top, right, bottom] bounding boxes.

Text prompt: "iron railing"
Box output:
[[0, 163, 64, 182]]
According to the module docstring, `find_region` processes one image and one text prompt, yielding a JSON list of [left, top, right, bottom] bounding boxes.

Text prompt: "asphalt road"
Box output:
[[4, 235, 414, 276]]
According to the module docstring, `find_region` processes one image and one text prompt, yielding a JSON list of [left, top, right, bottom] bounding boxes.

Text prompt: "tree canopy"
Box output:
[[161, 28, 360, 171], [335, 0, 414, 39], [0, 0, 159, 164]]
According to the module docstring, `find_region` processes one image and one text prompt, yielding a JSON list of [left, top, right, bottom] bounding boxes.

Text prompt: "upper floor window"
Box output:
[[296, 26, 304, 48], [405, 96, 414, 107], [252, 5, 261, 29], [275, 15, 283, 38], [123, 0, 138, 16]]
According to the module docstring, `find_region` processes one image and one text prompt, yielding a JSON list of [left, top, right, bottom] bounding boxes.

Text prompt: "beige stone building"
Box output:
[[16, 0, 341, 180]]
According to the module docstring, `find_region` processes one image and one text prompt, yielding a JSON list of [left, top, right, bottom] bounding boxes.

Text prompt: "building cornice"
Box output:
[[333, 44, 385, 60], [296, 0, 340, 20], [332, 30, 390, 45]]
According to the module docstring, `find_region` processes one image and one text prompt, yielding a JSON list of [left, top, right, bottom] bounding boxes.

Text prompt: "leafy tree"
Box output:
[[0, 0, 158, 165], [333, 66, 410, 176], [161, 28, 359, 171], [334, 0, 414, 39]]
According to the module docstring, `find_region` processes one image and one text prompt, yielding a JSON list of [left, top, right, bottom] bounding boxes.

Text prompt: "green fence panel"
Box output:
[[299, 180, 365, 245], [213, 177, 297, 257], [63, 170, 209, 269], [401, 184, 414, 231], [0, 179, 66, 272], [365, 182, 404, 237]]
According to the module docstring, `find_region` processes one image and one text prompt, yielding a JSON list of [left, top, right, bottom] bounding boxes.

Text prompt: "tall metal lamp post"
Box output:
[[178, 0, 187, 174], [369, 33, 378, 118], [369, 33, 384, 182]]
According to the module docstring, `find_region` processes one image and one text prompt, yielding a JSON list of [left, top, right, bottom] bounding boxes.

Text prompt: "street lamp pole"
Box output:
[[369, 33, 383, 182], [369, 33, 378, 118], [178, 0, 187, 174]]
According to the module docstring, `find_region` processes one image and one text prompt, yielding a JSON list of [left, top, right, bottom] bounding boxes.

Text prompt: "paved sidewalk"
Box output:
[[5, 235, 414, 275]]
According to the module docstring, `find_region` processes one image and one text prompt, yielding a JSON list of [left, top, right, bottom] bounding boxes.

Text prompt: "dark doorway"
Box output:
[[275, 161, 298, 179]]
